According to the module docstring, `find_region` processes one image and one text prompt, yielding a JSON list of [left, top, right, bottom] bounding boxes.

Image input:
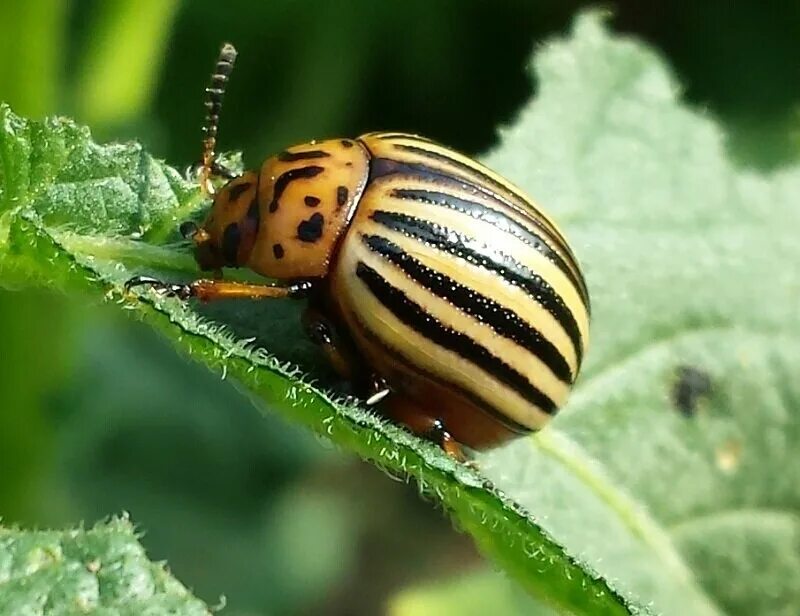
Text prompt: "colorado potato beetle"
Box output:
[[127, 43, 590, 458]]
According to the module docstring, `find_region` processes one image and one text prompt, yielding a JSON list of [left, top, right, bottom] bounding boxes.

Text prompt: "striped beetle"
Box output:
[[127, 43, 590, 459]]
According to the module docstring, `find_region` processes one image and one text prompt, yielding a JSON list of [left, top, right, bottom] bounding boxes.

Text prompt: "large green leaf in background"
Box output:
[[1, 11, 798, 615], [480, 12, 800, 616], [0, 518, 210, 614]]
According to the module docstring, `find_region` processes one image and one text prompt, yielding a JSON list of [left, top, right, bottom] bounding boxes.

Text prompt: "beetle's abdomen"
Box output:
[[331, 133, 590, 445], [248, 138, 370, 279]]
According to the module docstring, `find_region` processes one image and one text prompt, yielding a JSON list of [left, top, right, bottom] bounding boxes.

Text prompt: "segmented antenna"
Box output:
[[200, 42, 238, 195]]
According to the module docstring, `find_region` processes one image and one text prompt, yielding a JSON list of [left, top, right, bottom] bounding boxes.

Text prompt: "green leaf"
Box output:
[[0, 49, 631, 616], [0, 62, 631, 616], [0, 517, 210, 614], [388, 569, 553, 616], [2, 9, 797, 614], [478, 11, 800, 616]]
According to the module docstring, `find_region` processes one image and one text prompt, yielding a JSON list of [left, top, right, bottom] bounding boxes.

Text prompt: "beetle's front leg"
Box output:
[[125, 276, 314, 301]]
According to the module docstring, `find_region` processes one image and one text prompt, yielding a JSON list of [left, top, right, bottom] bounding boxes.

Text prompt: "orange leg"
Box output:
[[383, 396, 467, 462], [427, 421, 468, 462], [125, 276, 313, 302]]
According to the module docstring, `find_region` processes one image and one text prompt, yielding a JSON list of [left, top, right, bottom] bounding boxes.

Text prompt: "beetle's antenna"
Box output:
[[200, 42, 238, 196]]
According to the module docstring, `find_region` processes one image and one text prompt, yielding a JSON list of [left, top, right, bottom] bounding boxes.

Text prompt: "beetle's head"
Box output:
[[182, 171, 260, 272]]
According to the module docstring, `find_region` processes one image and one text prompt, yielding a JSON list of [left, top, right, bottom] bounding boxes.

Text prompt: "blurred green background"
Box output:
[[0, 1, 798, 614]]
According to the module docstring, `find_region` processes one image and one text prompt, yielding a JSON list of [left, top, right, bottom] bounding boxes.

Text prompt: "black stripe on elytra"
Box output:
[[370, 210, 584, 364], [269, 165, 325, 213], [369, 155, 556, 243], [391, 188, 589, 310], [277, 149, 330, 162], [366, 156, 590, 311], [395, 142, 510, 196], [355, 261, 558, 415], [396, 142, 572, 241], [361, 234, 573, 383], [374, 132, 436, 143], [355, 322, 532, 434]]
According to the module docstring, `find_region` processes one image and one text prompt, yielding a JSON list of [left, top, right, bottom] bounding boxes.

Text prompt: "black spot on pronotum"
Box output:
[[304, 195, 320, 207], [277, 149, 330, 162], [336, 186, 348, 207], [272, 243, 285, 259], [340, 139, 354, 148], [671, 365, 713, 417], [269, 165, 325, 213], [297, 213, 325, 243], [222, 223, 241, 265], [227, 181, 252, 201]]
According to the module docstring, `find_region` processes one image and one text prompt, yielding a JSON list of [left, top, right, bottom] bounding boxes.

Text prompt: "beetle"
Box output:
[[127, 43, 590, 459]]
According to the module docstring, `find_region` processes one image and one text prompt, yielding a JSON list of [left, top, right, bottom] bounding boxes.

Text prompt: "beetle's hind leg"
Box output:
[[381, 396, 468, 462], [301, 307, 470, 461], [422, 419, 467, 462]]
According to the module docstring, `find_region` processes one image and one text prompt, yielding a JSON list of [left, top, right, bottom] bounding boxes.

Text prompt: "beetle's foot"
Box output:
[[425, 419, 468, 462], [124, 276, 193, 300]]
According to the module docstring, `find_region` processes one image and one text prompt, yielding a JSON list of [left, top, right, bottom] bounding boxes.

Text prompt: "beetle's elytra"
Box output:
[[127, 43, 590, 459]]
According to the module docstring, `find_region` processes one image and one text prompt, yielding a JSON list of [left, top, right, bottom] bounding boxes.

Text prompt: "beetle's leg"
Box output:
[[302, 309, 357, 381], [125, 276, 313, 301], [408, 418, 466, 461], [302, 308, 395, 406], [422, 419, 467, 462], [382, 397, 467, 461]]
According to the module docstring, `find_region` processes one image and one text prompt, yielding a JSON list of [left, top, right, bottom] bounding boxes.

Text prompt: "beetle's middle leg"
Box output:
[[302, 308, 360, 382], [302, 307, 395, 404]]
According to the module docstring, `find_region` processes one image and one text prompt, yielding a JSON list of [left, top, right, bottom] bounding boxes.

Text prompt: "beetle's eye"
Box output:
[[180, 221, 199, 240]]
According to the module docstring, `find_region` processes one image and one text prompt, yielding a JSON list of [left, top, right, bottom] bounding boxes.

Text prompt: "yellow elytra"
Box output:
[[127, 44, 590, 458]]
